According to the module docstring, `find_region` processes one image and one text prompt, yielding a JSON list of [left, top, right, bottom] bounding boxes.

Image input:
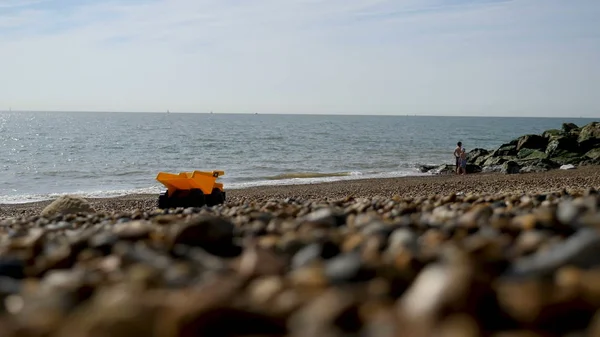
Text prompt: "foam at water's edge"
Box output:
[[226, 169, 427, 189], [0, 169, 429, 204], [264, 171, 356, 180], [0, 186, 163, 205]]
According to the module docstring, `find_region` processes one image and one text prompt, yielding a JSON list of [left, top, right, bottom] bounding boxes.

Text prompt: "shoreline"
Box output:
[[2, 165, 600, 219], [0, 168, 430, 206]]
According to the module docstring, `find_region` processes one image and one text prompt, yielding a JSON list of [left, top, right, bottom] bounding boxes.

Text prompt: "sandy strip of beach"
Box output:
[[2, 165, 600, 219]]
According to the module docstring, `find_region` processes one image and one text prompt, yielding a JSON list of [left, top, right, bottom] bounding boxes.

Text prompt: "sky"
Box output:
[[0, 0, 599, 117]]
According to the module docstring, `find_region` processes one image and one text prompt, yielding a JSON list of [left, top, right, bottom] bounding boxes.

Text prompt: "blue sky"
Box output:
[[0, 0, 598, 116]]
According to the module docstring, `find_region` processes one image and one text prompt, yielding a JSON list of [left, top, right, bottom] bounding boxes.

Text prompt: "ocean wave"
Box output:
[[264, 171, 359, 180], [226, 169, 426, 190], [0, 186, 162, 205]]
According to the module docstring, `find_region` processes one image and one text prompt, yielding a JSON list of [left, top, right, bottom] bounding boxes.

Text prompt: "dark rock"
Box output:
[[516, 134, 548, 151], [292, 241, 340, 269], [482, 156, 510, 167], [506, 228, 600, 277], [562, 122, 579, 134], [175, 308, 287, 337], [585, 148, 600, 161], [301, 208, 347, 228], [579, 158, 600, 167], [466, 164, 482, 174], [430, 164, 456, 175], [501, 161, 521, 175], [474, 154, 492, 166], [113, 221, 152, 241], [545, 136, 581, 157], [0, 276, 21, 298], [169, 215, 240, 257], [542, 129, 561, 138], [466, 148, 490, 165], [324, 252, 375, 284], [550, 152, 584, 165], [418, 164, 437, 173], [492, 143, 518, 157], [88, 232, 119, 255], [0, 257, 25, 279], [482, 165, 503, 173], [249, 212, 275, 224], [519, 165, 548, 174], [515, 158, 560, 174], [516, 148, 548, 160], [578, 122, 600, 152]]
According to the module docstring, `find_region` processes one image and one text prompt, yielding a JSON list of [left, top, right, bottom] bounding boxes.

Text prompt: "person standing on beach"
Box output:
[[453, 141, 463, 174], [459, 147, 468, 175]]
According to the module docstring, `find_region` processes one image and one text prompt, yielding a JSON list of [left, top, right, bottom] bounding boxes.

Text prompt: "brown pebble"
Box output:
[[288, 265, 328, 288], [247, 276, 285, 307], [511, 214, 538, 231], [233, 245, 286, 278]]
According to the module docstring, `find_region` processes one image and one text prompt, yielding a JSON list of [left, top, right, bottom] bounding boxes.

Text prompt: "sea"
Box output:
[[0, 111, 597, 204]]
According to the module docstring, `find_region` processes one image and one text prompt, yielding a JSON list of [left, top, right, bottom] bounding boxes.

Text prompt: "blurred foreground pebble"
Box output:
[[1, 189, 600, 336]]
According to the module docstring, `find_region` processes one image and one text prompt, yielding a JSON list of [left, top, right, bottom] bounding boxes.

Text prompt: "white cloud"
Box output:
[[0, 0, 598, 116]]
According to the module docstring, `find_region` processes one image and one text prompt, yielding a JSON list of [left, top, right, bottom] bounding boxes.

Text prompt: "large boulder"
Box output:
[[474, 154, 491, 166], [516, 134, 548, 151], [482, 156, 513, 167], [562, 122, 579, 134], [542, 129, 561, 139], [519, 165, 545, 174], [580, 158, 600, 167], [585, 148, 600, 161], [545, 136, 581, 157], [517, 148, 548, 160], [466, 164, 482, 174], [482, 165, 503, 173], [516, 158, 560, 173], [501, 161, 521, 174], [491, 143, 518, 157], [41, 195, 95, 217], [577, 122, 600, 152], [549, 152, 584, 165], [466, 148, 490, 165]]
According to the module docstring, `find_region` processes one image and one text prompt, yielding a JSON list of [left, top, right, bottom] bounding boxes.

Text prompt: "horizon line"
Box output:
[[0, 109, 598, 119]]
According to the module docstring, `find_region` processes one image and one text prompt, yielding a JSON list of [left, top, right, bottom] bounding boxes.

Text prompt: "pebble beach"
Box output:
[[2, 166, 600, 336]]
